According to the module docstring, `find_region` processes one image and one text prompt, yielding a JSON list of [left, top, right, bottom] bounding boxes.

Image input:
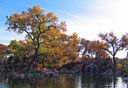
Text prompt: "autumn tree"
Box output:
[[6, 6, 67, 70], [79, 38, 109, 60], [6, 6, 80, 70], [51, 33, 80, 67], [99, 32, 126, 73]]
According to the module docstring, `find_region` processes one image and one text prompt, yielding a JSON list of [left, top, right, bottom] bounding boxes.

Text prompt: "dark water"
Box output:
[[0, 73, 128, 88]]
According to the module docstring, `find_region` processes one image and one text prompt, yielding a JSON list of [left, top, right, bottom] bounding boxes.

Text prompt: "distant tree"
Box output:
[[121, 33, 128, 50], [53, 33, 80, 67], [99, 32, 126, 73], [79, 38, 109, 59]]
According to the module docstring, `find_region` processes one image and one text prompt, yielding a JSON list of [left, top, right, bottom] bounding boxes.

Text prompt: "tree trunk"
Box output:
[[113, 56, 116, 74], [27, 48, 38, 71]]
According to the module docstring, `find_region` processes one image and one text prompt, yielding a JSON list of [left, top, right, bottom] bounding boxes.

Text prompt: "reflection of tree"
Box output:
[[0, 76, 4, 83], [122, 77, 128, 88], [1, 74, 124, 88], [80, 73, 113, 88], [6, 78, 36, 88]]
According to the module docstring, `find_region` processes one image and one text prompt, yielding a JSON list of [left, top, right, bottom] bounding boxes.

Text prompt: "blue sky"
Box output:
[[1, 0, 128, 58]]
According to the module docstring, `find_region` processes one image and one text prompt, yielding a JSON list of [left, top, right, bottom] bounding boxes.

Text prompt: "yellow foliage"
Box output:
[[47, 12, 55, 18], [26, 37, 31, 43], [61, 34, 67, 39], [33, 6, 43, 14], [41, 15, 47, 22], [13, 13, 20, 18], [72, 32, 78, 39]]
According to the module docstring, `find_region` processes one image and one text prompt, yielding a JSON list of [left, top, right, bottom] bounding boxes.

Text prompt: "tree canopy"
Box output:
[[6, 6, 80, 70], [98, 32, 127, 73]]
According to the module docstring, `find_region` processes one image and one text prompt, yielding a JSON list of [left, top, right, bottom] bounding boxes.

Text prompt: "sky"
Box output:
[[0, 0, 128, 58]]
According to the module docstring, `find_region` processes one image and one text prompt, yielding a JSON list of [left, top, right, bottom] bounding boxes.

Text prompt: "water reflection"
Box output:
[[0, 73, 128, 88]]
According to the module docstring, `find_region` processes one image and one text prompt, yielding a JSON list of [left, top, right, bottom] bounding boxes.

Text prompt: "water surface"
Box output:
[[0, 73, 128, 88]]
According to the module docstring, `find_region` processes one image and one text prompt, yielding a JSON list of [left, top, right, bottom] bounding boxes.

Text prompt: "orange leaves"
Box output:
[[11, 13, 20, 23], [46, 28, 61, 38], [26, 37, 31, 43], [80, 39, 109, 59], [50, 32, 79, 63], [32, 27, 37, 32], [47, 12, 57, 22], [12, 12, 29, 24], [0, 44, 8, 53], [61, 34, 68, 39], [29, 6, 43, 14], [0, 44, 8, 62], [47, 12, 55, 18], [7, 6, 58, 35], [13, 13, 19, 17], [54, 47, 63, 56], [72, 33, 78, 39], [41, 15, 47, 22], [67, 33, 80, 46], [33, 6, 43, 12]]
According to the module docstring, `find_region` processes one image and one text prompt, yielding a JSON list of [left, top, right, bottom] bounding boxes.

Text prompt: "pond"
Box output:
[[0, 73, 128, 88]]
